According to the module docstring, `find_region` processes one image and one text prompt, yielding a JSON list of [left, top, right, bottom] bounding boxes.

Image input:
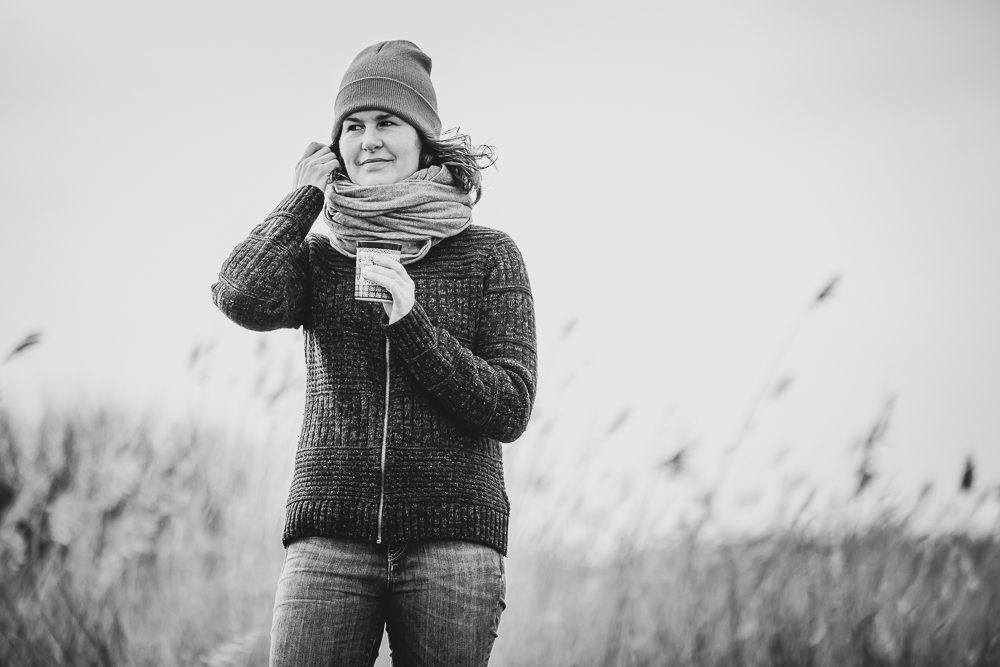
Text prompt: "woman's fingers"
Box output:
[[361, 269, 405, 301], [301, 142, 328, 159], [294, 142, 340, 189], [310, 154, 339, 170], [371, 255, 403, 270], [362, 258, 414, 324], [361, 266, 407, 289], [303, 146, 337, 167], [374, 280, 403, 303], [360, 266, 389, 283], [370, 255, 412, 283]]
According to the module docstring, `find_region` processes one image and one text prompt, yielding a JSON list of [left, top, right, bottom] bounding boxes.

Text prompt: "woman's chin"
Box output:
[[351, 171, 393, 186], [347, 162, 423, 186]]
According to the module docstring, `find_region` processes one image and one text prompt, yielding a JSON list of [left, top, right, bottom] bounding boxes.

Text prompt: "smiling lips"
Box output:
[[360, 158, 391, 166]]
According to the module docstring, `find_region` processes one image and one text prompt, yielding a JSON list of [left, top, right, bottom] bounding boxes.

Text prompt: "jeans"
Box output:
[[269, 537, 506, 667]]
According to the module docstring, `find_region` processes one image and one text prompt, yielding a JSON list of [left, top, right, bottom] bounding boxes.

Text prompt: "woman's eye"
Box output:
[[379, 120, 396, 127], [345, 123, 362, 132]]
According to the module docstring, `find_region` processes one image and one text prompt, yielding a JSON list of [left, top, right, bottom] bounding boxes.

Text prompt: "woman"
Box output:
[[212, 40, 537, 666]]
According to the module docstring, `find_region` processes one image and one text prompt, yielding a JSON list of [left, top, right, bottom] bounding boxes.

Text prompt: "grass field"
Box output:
[[1, 402, 998, 667]]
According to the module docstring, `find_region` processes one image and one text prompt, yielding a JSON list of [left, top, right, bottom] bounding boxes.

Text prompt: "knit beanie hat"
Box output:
[[332, 40, 442, 145]]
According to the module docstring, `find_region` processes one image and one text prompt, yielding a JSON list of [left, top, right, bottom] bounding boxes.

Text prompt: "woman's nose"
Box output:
[[362, 127, 382, 152]]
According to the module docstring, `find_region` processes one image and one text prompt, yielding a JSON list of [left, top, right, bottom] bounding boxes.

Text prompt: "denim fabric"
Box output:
[[269, 537, 505, 667]]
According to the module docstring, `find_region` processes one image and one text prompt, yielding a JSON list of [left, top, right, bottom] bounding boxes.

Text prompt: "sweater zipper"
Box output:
[[377, 336, 390, 544]]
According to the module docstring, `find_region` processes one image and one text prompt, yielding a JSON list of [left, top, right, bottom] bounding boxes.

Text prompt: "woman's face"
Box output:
[[338, 110, 422, 186]]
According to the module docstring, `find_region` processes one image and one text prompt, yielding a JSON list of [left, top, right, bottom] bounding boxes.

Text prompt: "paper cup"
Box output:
[[355, 241, 402, 302]]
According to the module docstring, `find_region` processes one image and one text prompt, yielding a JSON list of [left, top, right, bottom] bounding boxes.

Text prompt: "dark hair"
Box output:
[[419, 129, 496, 205]]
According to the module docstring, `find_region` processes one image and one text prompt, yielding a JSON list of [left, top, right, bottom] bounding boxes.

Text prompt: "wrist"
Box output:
[[294, 178, 325, 192]]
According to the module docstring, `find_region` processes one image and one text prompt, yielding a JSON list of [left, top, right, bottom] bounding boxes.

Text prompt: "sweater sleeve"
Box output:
[[385, 234, 538, 443], [212, 186, 323, 331]]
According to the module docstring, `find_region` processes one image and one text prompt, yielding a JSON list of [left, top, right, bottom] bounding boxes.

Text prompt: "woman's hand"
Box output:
[[294, 142, 340, 190], [362, 255, 415, 324]]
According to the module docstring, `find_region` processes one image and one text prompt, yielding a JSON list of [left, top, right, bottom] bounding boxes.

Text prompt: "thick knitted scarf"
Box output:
[[323, 165, 473, 264]]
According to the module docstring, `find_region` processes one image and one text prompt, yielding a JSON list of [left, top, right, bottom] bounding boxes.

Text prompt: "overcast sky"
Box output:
[[2, 0, 998, 531]]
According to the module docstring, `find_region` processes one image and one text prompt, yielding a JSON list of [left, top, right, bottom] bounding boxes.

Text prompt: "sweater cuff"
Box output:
[[385, 301, 438, 360], [273, 185, 325, 233]]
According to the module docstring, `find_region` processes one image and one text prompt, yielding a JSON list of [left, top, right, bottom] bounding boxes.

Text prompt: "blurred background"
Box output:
[[2, 1, 999, 665]]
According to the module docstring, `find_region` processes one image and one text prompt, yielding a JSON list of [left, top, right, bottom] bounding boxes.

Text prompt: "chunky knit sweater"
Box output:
[[212, 185, 536, 555]]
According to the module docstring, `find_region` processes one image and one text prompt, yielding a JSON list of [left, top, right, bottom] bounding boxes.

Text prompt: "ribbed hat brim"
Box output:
[[333, 76, 442, 144]]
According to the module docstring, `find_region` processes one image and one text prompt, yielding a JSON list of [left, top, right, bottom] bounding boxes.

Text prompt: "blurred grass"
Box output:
[[1, 403, 998, 666], [502, 530, 1000, 666], [0, 405, 284, 666]]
